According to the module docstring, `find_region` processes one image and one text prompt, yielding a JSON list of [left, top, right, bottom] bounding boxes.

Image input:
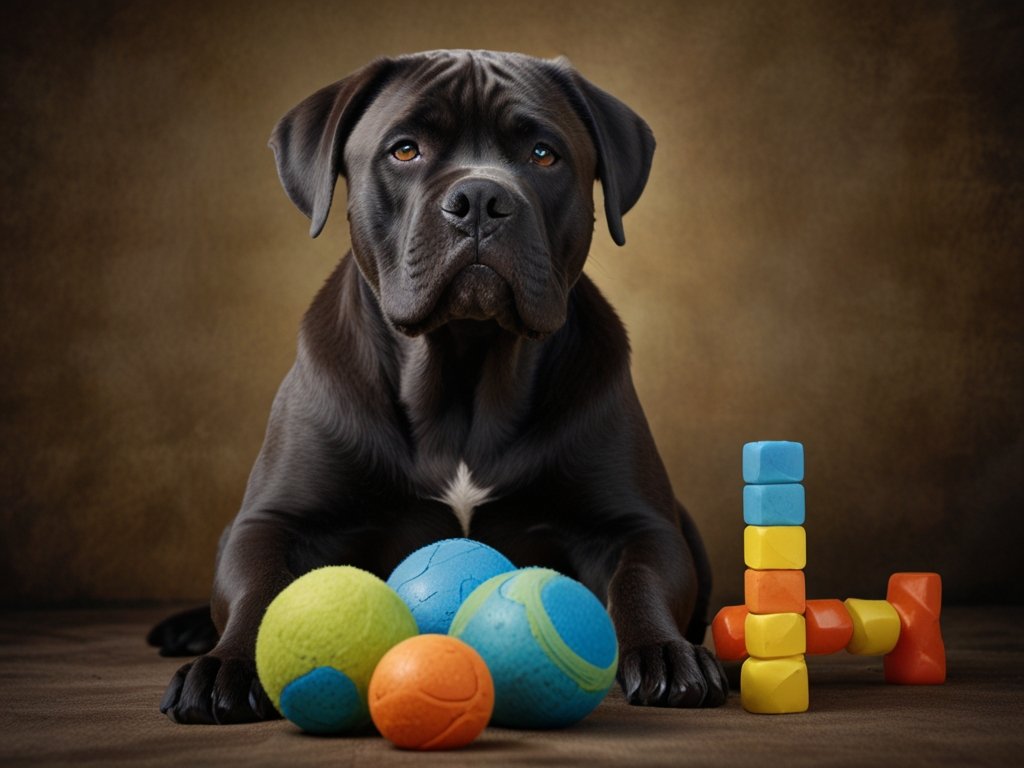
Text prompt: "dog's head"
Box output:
[[270, 50, 654, 339]]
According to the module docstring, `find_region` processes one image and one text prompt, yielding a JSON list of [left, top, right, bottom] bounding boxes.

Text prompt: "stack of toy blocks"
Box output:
[[740, 440, 809, 714], [712, 440, 947, 715]]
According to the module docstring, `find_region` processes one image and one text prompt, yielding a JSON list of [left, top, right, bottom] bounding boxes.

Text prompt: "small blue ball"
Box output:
[[449, 567, 619, 729], [386, 538, 516, 634]]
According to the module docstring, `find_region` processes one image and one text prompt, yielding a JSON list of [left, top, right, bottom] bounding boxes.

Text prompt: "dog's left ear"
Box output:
[[553, 60, 656, 246], [269, 58, 395, 238]]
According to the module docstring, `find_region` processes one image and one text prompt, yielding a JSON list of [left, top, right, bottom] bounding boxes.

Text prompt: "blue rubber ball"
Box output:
[[386, 538, 516, 634], [449, 567, 619, 729]]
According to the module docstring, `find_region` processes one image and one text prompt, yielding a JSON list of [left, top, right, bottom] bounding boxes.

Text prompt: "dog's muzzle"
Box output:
[[383, 172, 566, 339]]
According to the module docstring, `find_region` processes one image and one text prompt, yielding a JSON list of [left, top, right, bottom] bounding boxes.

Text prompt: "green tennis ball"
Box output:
[[254, 565, 418, 733]]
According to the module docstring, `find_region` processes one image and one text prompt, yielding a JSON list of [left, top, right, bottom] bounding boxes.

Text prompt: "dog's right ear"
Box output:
[[269, 58, 395, 238]]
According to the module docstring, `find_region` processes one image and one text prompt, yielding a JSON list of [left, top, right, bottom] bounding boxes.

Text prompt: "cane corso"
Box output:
[[151, 49, 727, 724]]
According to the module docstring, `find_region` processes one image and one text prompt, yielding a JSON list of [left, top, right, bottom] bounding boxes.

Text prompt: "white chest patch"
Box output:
[[437, 462, 493, 535]]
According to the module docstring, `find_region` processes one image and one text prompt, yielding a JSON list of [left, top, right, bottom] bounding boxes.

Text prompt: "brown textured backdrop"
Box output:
[[1, 0, 1021, 609]]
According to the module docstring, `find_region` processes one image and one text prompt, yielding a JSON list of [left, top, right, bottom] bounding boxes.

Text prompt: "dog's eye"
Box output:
[[391, 142, 420, 162], [530, 143, 558, 167]]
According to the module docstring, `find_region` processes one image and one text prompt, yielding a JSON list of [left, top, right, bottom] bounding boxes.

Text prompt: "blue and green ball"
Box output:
[[449, 567, 619, 729]]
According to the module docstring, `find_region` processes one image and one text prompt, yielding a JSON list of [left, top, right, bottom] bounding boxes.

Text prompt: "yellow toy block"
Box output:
[[744, 526, 806, 570], [745, 612, 807, 658], [844, 598, 901, 655], [740, 655, 809, 714]]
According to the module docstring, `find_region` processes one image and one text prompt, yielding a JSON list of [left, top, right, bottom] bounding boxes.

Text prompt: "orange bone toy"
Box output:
[[713, 575, 945, 675]]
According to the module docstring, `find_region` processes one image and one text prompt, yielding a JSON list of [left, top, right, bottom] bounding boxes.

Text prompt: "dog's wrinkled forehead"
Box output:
[[349, 50, 593, 166], [270, 49, 654, 245]]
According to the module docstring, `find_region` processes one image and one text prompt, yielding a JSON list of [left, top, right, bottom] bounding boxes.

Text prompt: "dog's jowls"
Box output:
[[151, 50, 728, 724]]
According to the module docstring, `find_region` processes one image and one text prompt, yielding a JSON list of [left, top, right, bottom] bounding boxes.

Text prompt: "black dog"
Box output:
[[151, 50, 727, 724]]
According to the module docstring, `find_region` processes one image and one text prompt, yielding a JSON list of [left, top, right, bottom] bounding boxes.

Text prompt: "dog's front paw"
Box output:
[[160, 652, 280, 725], [618, 639, 728, 708]]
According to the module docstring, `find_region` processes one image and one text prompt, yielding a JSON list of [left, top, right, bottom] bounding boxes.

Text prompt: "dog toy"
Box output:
[[711, 441, 946, 714], [449, 567, 618, 729], [387, 538, 516, 634], [369, 634, 494, 750], [254, 565, 418, 733], [738, 440, 810, 714]]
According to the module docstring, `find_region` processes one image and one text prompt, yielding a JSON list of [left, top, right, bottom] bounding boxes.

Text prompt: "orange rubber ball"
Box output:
[[369, 634, 494, 750]]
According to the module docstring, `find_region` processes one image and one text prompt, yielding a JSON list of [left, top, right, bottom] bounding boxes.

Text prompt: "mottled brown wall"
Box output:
[[1, 0, 1021, 608]]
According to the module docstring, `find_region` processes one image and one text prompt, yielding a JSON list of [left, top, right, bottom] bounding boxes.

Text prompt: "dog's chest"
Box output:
[[436, 462, 493, 535]]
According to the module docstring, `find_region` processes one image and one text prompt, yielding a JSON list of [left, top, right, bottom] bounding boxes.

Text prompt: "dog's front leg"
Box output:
[[159, 517, 295, 724], [608, 531, 728, 708]]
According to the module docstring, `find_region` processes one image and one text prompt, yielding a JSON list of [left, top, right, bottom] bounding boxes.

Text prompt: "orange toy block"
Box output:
[[712, 605, 749, 661], [745, 569, 806, 614], [804, 599, 854, 654], [884, 572, 946, 684]]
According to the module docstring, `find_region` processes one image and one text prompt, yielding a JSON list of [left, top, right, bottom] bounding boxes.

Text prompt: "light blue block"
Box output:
[[744, 483, 805, 525], [743, 441, 804, 484]]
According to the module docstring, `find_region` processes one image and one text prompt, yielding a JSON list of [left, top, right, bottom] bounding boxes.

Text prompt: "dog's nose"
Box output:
[[442, 178, 516, 236]]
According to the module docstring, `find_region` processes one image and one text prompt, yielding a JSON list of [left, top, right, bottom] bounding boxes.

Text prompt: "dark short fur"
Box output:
[[151, 50, 727, 724]]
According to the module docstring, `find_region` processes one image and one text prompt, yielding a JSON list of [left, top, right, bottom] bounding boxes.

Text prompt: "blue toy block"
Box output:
[[744, 484, 805, 526], [743, 441, 804, 484]]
